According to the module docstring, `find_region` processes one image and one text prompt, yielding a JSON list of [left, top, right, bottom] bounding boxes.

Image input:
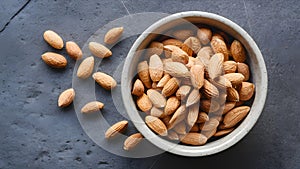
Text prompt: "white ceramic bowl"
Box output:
[[121, 11, 268, 157]]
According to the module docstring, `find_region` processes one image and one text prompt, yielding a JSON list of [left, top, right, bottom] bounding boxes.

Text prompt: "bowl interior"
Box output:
[[122, 11, 267, 156]]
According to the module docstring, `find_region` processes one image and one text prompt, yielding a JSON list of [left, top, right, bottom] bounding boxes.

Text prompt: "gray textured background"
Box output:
[[0, 0, 299, 168]]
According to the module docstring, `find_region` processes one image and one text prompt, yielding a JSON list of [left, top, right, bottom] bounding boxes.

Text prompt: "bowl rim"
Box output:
[[121, 11, 268, 157]]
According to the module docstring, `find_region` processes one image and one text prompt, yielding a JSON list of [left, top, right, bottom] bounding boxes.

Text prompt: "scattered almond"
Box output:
[[41, 52, 67, 68], [66, 41, 82, 60], [81, 101, 104, 113], [93, 72, 117, 90], [104, 27, 123, 45], [77, 56, 94, 79], [89, 42, 112, 58], [43, 30, 64, 49], [123, 133, 143, 151], [105, 120, 128, 139], [58, 88, 75, 108]]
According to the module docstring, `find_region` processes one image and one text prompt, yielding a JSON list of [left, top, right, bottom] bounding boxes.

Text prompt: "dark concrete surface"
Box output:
[[0, 0, 299, 168]]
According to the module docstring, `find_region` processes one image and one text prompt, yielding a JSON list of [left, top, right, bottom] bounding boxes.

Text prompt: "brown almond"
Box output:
[[180, 44, 193, 56], [145, 116, 168, 136], [174, 122, 187, 135], [77, 56, 94, 79], [197, 46, 213, 60], [89, 42, 112, 58], [189, 124, 199, 132], [41, 52, 67, 68], [223, 106, 250, 128], [164, 96, 180, 116], [147, 41, 164, 56], [223, 102, 236, 114], [105, 120, 128, 139], [226, 87, 240, 102], [81, 101, 104, 113], [202, 79, 219, 98], [187, 102, 199, 127], [93, 72, 117, 90], [58, 88, 75, 108], [211, 76, 232, 89], [201, 128, 217, 139], [137, 61, 152, 88], [237, 62, 250, 81], [123, 133, 143, 151], [239, 82, 255, 101], [164, 62, 190, 78], [190, 64, 205, 89], [162, 115, 171, 125], [43, 30, 64, 49], [147, 89, 166, 108], [157, 74, 171, 88], [186, 89, 201, 107], [104, 27, 123, 45], [214, 128, 234, 137], [66, 41, 82, 60], [162, 38, 183, 47], [211, 35, 229, 61], [150, 107, 165, 118], [180, 133, 207, 145], [132, 79, 144, 96], [197, 112, 209, 123], [167, 131, 179, 140], [197, 28, 212, 45], [224, 73, 245, 85], [164, 45, 189, 64], [172, 29, 194, 41], [168, 105, 187, 129], [176, 85, 191, 100], [149, 54, 164, 82], [137, 93, 152, 112], [200, 99, 220, 113], [162, 77, 180, 97], [208, 53, 225, 80], [230, 40, 246, 62], [223, 61, 237, 74], [199, 118, 219, 131], [183, 36, 201, 54]]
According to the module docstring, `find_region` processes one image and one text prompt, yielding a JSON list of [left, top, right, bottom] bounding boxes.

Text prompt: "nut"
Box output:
[[77, 56, 94, 79], [104, 27, 124, 45], [123, 133, 143, 151], [58, 88, 75, 108], [41, 52, 67, 68], [230, 40, 246, 62], [145, 115, 168, 136], [93, 72, 117, 90], [43, 30, 64, 49], [81, 101, 104, 113], [89, 42, 112, 58], [105, 120, 128, 139], [66, 41, 82, 60]]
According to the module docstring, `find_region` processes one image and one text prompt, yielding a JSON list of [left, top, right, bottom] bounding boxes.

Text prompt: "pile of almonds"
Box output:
[[42, 28, 145, 150], [132, 27, 255, 146]]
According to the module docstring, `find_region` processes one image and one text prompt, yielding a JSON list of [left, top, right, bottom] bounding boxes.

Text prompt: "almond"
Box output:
[[214, 128, 234, 137], [123, 133, 143, 151], [105, 120, 128, 139], [187, 102, 199, 127], [208, 53, 225, 80], [190, 64, 205, 89], [172, 29, 194, 41], [162, 38, 183, 47], [180, 43, 193, 56], [147, 41, 164, 56], [137, 61, 152, 88], [164, 96, 180, 116], [211, 76, 232, 89], [199, 118, 219, 131], [237, 62, 250, 81], [41, 52, 67, 68], [197, 46, 213, 60], [58, 88, 75, 107], [104, 27, 123, 45], [162, 115, 171, 125], [223, 73, 245, 85], [77, 56, 94, 79], [132, 79, 144, 96], [157, 74, 171, 88], [136, 93, 152, 112], [211, 35, 229, 61], [230, 40, 246, 62], [174, 122, 187, 135], [164, 45, 189, 64], [162, 77, 180, 97], [226, 87, 240, 102], [66, 41, 82, 60], [223, 102, 236, 114], [147, 89, 166, 108], [150, 107, 165, 118], [89, 42, 112, 58], [43, 30, 64, 49], [168, 105, 187, 129], [223, 106, 250, 128], [183, 36, 201, 54], [145, 116, 168, 136], [81, 101, 104, 113], [168, 131, 180, 140], [189, 124, 199, 132], [238, 82, 255, 101], [202, 79, 219, 98], [186, 89, 201, 107], [197, 112, 209, 123], [200, 99, 220, 113], [180, 133, 207, 145], [223, 61, 237, 74], [149, 54, 164, 82], [93, 72, 117, 90], [176, 85, 191, 100], [197, 28, 212, 45], [201, 128, 217, 139]]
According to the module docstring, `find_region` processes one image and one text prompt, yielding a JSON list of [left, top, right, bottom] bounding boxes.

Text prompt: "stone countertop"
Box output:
[[0, 0, 299, 168]]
